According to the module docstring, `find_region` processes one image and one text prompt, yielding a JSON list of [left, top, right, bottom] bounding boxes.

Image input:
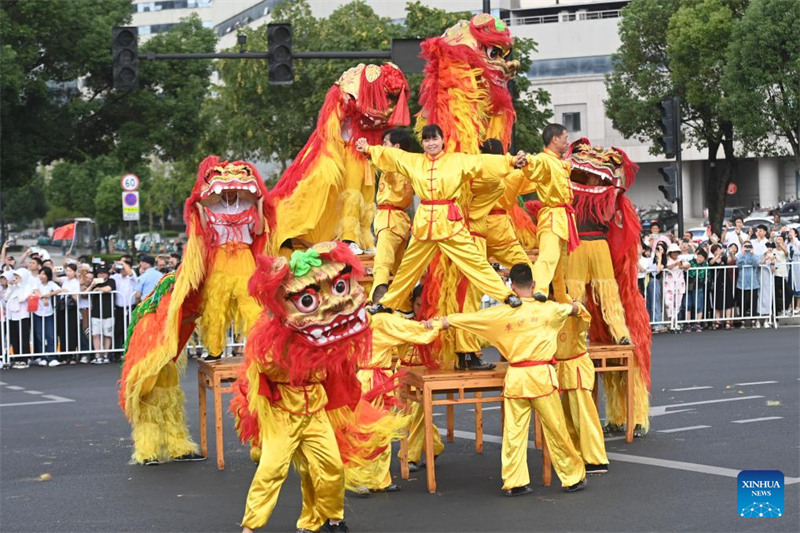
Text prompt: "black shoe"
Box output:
[[504, 485, 533, 497], [297, 529, 316, 533], [173, 452, 207, 462], [602, 423, 624, 435], [532, 292, 548, 303], [367, 303, 393, 315], [372, 483, 401, 493], [617, 337, 631, 345], [456, 353, 468, 370], [586, 464, 608, 474], [563, 478, 587, 492], [408, 461, 420, 472], [142, 458, 160, 466], [505, 294, 523, 307], [202, 352, 222, 361], [633, 424, 647, 438], [320, 520, 349, 532], [466, 354, 496, 371]]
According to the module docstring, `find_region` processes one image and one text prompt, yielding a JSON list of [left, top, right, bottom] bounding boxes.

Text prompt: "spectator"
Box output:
[[31, 266, 62, 366], [723, 217, 750, 248], [646, 222, 670, 250], [770, 211, 783, 236], [27, 256, 42, 282], [110, 257, 137, 360], [663, 243, 688, 325], [788, 227, 800, 314], [155, 255, 169, 274], [56, 263, 83, 364], [77, 266, 94, 363], [647, 241, 668, 332], [768, 239, 790, 317], [708, 243, 736, 329], [684, 249, 709, 332], [1, 240, 16, 271], [751, 225, 772, 325], [736, 241, 760, 328], [88, 265, 115, 364], [637, 244, 651, 295], [134, 255, 163, 303], [168, 252, 181, 271], [4, 269, 32, 368]]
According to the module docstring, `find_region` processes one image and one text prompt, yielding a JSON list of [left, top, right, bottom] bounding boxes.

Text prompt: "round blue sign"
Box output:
[[124, 193, 138, 206]]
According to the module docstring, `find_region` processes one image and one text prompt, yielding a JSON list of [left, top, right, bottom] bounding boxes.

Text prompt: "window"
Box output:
[[562, 112, 581, 132]]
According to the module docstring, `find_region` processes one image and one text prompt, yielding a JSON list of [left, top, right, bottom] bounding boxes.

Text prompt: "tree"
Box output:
[[604, 0, 743, 234], [94, 175, 125, 236], [724, 0, 800, 169]]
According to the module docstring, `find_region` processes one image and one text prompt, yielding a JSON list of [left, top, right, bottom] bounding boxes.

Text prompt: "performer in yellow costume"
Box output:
[[555, 314, 609, 473], [434, 263, 587, 496], [120, 156, 272, 465], [233, 243, 405, 533], [370, 129, 414, 300], [352, 284, 441, 494], [520, 124, 579, 303], [355, 124, 523, 312]]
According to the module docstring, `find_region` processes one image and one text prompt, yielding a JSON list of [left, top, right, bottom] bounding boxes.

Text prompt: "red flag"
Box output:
[[52, 222, 75, 242]]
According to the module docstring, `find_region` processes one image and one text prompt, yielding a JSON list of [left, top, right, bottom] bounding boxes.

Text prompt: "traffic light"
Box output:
[[267, 23, 293, 85], [658, 98, 677, 159], [112, 27, 139, 90], [658, 165, 678, 203]]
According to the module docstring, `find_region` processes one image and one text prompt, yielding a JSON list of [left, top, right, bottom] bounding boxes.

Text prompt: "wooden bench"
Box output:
[[197, 356, 243, 470], [588, 343, 635, 444]]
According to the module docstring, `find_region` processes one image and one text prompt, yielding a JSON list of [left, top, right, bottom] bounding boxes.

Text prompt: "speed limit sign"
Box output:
[[121, 173, 140, 192]]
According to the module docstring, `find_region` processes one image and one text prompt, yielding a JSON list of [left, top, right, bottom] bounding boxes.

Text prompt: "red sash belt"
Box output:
[[578, 231, 604, 237], [421, 198, 462, 222], [510, 358, 556, 367], [556, 203, 581, 253], [470, 231, 487, 240], [361, 366, 393, 371], [377, 204, 404, 212], [557, 351, 586, 362], [489, 209, 507, 216]]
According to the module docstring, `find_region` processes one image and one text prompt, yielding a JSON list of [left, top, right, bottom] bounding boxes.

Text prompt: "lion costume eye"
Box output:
[[486, 46, 502, 60], [332, 274, 350, 296], [290, 288, 320, 313]]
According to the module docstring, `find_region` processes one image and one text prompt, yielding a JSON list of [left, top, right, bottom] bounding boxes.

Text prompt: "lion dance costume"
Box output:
[[414, 14, 536, 367], [563, 139, 652, 434], [270, 63, 410, 254], [119, 156, 272, 464], [231, 242, 406, 531]]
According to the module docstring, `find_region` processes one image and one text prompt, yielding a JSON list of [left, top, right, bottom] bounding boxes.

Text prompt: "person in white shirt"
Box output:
[[57, 263, 83, 364], [4, 269, 33, 368], [751, 225, 772, 324], [723, 217, 750, 248], [637, 244, 651, 295], [32, 266, 62, 366], [110, 257, 138, 359]]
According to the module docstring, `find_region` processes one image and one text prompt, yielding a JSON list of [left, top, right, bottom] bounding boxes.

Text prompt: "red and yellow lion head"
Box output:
[[567, 138, 638, 193]]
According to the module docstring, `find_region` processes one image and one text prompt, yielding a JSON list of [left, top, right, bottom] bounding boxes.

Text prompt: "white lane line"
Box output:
[[440, 429, 800, 485], [669, 386, 713, 392], [23, 390, 43, 395], [42, 394, 74, 402], [5, 385, 24, 391], [734, 381, 778, 386], [732, 417, 783, 424], [650, 395, 763, 416], [658, 425, 711, 434], [0, 395, 74, 408], [0, 381, 6, 385]]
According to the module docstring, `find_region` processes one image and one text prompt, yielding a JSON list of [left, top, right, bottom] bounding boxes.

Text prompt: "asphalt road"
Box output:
[[1, 327, 798, 532]]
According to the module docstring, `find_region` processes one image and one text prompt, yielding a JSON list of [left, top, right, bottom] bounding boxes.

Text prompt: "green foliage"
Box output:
[[723, 0, 800, 159], [3, 173, 47, 226], [511, 37, 552, 153], [94, 175, 125, 230]]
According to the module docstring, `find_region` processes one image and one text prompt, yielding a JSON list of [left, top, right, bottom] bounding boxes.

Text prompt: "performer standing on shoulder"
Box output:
[[355, 124, 525, 312], [430, 263, 587, 496]]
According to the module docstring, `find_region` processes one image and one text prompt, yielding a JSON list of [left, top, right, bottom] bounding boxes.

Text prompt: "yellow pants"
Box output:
[[603, 359, 651, 432], [455, 236, 488, 354], [402, 402, 445, 463], [340, 149, 375, 249], [502, 393, 585, 490], [565, 239, 631, 342], [241, 406, 344, 531], [561, 389, 609, 466], [533, 229, 569, 303], [381, 227, 512, 310], [130, 361, 198, 463], [486, 214, 532, 269], [199, 244, 262, 356], [371, 229, 407, 298]]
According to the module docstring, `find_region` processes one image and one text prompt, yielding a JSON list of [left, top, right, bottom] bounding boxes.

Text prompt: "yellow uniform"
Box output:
[[241, 364, 343, 532], [486, 170, 536, 268], [199, 242, 262, 356], [364, 145, 516, 310], [522, 149, 577, 302], [352, 313, 441, 489], [396, 346, 445, 463], [339, 144, 375, 249], [446, 300, 586, 489], [371, 170, 414, 297], [555, 315, 609, 467]]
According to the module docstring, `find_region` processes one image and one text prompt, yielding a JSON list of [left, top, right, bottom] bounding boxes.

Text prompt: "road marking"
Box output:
[[650, 395, 763, 416], [658, 425, 711, 434], [0, 394, 74, 408], [732, 417, 783, 424], [5, 385, 23, 391], [23, 390, 43, 395], [669, 386, 713, 392], [734, 381, 777, 386], [440, 429, 800, 485], [0, 381, 6, 385]]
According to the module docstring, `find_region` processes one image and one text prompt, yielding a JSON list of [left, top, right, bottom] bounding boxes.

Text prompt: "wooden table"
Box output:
[[197, 356, 243, 470], [397, 343, 635, 493]]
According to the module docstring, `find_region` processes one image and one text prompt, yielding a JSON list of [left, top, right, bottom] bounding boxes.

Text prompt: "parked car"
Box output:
[[742, 217, 772, 232], [686, 227, 709, 244], [778, 201, 800, 223], [703, 206, 751, 226], [640, 209, 679, 234]]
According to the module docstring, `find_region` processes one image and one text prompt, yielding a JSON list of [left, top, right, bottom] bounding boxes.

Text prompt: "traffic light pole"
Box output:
[[674, 95, 684, 236]]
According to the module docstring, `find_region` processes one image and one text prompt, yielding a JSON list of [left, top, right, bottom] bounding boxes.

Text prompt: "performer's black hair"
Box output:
[[542, 123, 567, 147], [383, 128, 413, 151], [481, 138, 504, 155], [421, 124, 444, 140], [411, 284, 424, 303], [509, 263, 533, 288]]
